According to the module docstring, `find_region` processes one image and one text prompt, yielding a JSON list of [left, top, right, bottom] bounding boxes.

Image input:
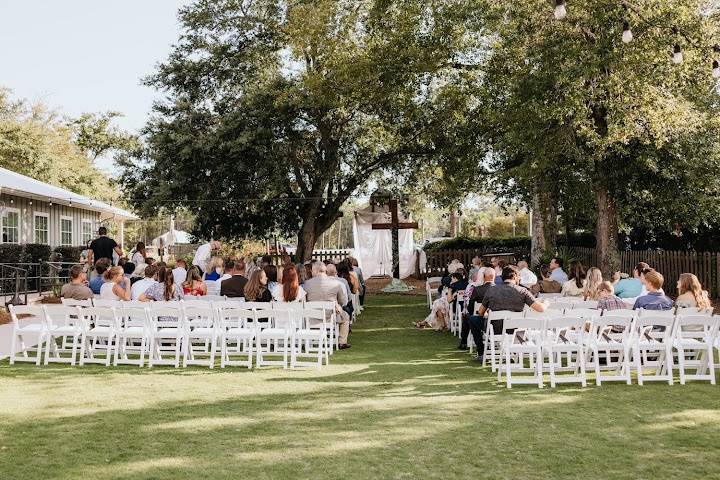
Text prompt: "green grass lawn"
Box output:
[[1, 294, 719, 479]]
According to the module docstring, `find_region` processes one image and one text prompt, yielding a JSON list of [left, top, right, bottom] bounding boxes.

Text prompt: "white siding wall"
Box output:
[[1, 193, 102, 247]]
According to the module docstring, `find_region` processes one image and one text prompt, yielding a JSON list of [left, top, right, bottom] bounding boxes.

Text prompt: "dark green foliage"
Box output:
[[22, 244, 52, 263], [0, 245, 24, 263], [52, 246, 84, 263]]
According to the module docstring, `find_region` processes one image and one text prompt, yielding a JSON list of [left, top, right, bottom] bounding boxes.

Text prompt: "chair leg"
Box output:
[[635, 347, 644, 386], [594, 348, 602, 386], [70, 334, 79, 366], [678, 347, 686, 385], [44, 334, 53, 365], [708, 346, 716, 385], [35, 333, 44, 366], [549, 349, 556, 388]]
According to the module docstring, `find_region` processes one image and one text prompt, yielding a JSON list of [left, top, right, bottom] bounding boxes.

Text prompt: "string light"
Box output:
[[673, 44, 684, 64], [554, 0, 567, 20], [622, 21, 633, 44]]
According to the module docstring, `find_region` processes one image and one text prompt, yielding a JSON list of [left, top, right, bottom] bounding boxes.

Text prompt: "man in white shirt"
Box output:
[[517, 260, 538, 287], [173, 259, 188, 287], [131, 265, 158, 300], [192, 241, 221, 275]]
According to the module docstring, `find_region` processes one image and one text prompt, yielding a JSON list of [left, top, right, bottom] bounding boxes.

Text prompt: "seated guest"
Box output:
[[549, 257, 569, 284], [347, 256, 365, 306], [131, 265, 158, 300], [459, 267, 495, 350], [260, 255, 273, 268], [583, 267, 604, 300], [100, 266, 131, 301], [304, 261, 351, 349], [439, 260, 464, 295], [183, 266, 207, 296], [130, 263, 146, 285], [494, 260, 507, 285], [145, 257, 156, 266], [597, 281, 628, 311], [517, 260, 537, 288], [89, 258, 111, 294], [123, 261, 136, 281], [534, 265, 562, 294], [60, 265, 93, 300], [140, 266, 183, 301], [263, 264, 280, 299], [469, 265, 546, 361], [296, 263, 308, 285], [172, 259, 188, 286], [561, 260, 586, 297], [243, 269, 273, 302], [633, 270, 673, 311], [468, 256, 482, 280], [220, 260, 248, 298], [675, 273, 712, 311], [612, 262, 648, 298], [204, 256, 224, 281], [131, 241, 147, 266], [327, 263, 353, 317], [276, 265, 306, 302], [303, 262, 313, 283]]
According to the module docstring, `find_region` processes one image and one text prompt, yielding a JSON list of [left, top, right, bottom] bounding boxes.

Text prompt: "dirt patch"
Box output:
[[365, 277, 427, 296]]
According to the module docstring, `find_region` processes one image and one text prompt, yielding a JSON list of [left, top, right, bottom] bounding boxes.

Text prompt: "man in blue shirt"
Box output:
[[633, 270, 673, 311], [88, 259, 110, 294], [549, 257, 569, 284]]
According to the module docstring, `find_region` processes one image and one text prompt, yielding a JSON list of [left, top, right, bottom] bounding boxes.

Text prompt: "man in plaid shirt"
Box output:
[[598, 281, 629, 311]]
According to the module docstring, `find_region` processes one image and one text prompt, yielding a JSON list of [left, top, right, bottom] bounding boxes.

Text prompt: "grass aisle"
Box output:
[[1, 294, 719, 479]]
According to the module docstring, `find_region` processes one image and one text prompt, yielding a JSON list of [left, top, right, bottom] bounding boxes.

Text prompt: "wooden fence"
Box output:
[[425, 246, 720, 297]]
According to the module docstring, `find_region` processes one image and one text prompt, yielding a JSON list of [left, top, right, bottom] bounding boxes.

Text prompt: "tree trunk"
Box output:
[[594, 181, 620, 277], [449, 209, 458, 237], [530, 189, 558, 266], [296, 220, 317, 263]]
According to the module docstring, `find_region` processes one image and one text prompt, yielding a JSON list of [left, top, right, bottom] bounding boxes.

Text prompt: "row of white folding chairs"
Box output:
[[426, 276, 443, 309], [8, 302, 337, 370], [483, 310, 718, 388]]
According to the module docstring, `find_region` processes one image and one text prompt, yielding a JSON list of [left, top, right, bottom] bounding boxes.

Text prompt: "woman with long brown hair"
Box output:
[[561, 260, 586, 297], [275, 265, 306, 302], [243, 268, 272, 302], [140, 266, 183, 301], [676, 273, 712, 310], [182, 266, 207, 296]]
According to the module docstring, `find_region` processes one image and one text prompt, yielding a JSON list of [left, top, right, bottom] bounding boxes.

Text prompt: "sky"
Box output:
[[0, 0, 191, 173]]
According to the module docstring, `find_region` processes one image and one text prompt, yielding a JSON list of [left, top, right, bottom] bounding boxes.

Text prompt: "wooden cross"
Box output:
[[371, 199, 418, 279]]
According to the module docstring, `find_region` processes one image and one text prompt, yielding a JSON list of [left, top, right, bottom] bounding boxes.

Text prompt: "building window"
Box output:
[[34, 214, 49, 244], [2, 209, 20, 244], [60, 217, 73, 246], [82, 220, 93, 245]]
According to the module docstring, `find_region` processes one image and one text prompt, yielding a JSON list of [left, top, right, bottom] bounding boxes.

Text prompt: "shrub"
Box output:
[[53, 246, 84, 263], [0, 244, 24, 263], [22, 243, 52, 263], [424, 236, 531, 252]]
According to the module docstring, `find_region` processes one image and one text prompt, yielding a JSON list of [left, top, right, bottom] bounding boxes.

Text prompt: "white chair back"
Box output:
[[243, 302, 273, 310], [93, 299, 124, 308], [634, 315, 675, 342], [9, 305, 46, 325], [184, 305, 215, 329], [42, 305, 81, 328], [600, 309, 636, 319], [572, 300, 598, 309], [217, 307, 255, 330], [676, 307, 713, 318], [673, 315, 718, 340], [122, 306, 150, 329], [565, 308, 598, 320], [301, 308, 327, 330], [638, 308, 675, 318], [149, 305, 185, 328], [61, 298, 92, 307], [79, 306, 120, 330]]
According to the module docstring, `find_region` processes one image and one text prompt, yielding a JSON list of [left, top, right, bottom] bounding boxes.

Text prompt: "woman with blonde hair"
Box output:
[[182, 266, 207, 296], [204, 256, 225, 281], [100, 266, 131, 300], [583, 267, 604, 301], [676, 273, 712, 310]]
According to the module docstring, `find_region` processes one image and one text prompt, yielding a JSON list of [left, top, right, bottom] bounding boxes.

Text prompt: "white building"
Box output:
[[0, 167, 137, 248]]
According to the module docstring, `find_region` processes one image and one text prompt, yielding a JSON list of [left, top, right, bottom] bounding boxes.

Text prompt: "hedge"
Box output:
[[423, 233, 598, 252]]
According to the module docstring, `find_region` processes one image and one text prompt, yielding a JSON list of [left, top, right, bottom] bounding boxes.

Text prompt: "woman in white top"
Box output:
[[561, 260, 586, 297], [100, 266, 131, 300], [130, 241, 147, 266], [275, 265, 307, 302]]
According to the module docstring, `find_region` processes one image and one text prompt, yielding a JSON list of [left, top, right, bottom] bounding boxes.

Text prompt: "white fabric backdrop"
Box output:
[[352, 209, 415, 279]]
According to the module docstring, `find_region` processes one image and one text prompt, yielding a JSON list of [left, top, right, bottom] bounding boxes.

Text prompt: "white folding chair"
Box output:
[[676, 307, 713, 318], [78, 307, 120, 366], [181, 299, 209, 308], [8, 305, 47, 366], [572, 300, 599, 310], [92, 299, 124, 308], [483, 311, 526, 372], [147, 305, 185, 368], [256, 309, 297, 369], [587, 316, 634, 385], [600, 309, 636, 319], [546, 304, 566, 312], [198, 294, 226, 303], [537, 293, 561, 300], [115, 306, 150, 367], [204, 281, 221, 296], [450, 291, 464, 336], [42, 305, 84, 366], [183, 305, 217, 368], [426, 276, 443, 309], [292, 308, 329, 369], [672, 315, 718, 385], [638, 308, 675, 318], [304, 301, 339, 353], [542, 316, 588, 387], [497, 317, 544, 388], [631, 315, 674, 385], [61, 298, 92, 307], [218, 307, 256, 368]]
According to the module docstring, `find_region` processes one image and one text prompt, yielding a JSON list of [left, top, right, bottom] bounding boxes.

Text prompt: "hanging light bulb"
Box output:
[[673, 44, 684, 64], [622, 21, 633, 43], [554, 0, 567, 20], [29, 200, 33, 206], [713, 60, 720, 79]]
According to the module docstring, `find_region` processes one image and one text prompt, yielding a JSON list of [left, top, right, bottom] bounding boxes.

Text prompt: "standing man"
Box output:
[[192, 240, 221, 276], [549, 257, 569, 284], [87, 227, 123, 267]]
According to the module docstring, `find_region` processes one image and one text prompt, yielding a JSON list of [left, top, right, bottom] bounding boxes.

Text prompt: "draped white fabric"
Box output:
[[352, 209, 415, 279]]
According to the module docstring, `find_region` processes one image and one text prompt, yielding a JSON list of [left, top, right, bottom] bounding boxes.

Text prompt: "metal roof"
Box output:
[[0, 166, 138, 220]]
